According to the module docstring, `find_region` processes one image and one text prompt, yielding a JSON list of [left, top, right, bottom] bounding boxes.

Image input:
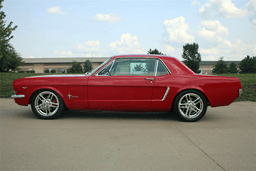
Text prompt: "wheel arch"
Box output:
[[28, 87, 68, 109], [171, 88, 210, 111]]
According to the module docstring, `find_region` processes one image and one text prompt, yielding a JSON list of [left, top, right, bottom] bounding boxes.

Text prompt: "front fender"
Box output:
[[28, 86, 67, 106]]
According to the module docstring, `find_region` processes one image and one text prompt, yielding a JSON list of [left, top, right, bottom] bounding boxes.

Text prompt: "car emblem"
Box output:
[[68, 94, 72, 99], [68, 94, 78, 99], [22, 87, 27, 89]]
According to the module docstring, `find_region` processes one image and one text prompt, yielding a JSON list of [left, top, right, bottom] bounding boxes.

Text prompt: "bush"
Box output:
[[68, 61, 83, 73], [239, 55, 256, 73], [51, 69, 56, 73], [26, 70, 35, 73], [212, 57, 228, 74], [18, 70, 25, 73], [44, 69, 49, 73], [229, 62, 238, 74], [84, 60, 93, 73]]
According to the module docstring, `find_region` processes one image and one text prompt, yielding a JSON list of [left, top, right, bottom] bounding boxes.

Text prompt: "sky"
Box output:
[[3, 0, 256, 61]]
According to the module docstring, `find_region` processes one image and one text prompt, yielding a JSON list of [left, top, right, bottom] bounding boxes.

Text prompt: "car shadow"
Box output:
[[61, 110, 180, 121]]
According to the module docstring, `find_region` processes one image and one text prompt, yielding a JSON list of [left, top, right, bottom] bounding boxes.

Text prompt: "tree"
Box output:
[[0, 0, 23, 72], [228, 62, 238, 74], [182, 43, 201, 73], [132, 64, 146, 72], [68, 61, 83, 73], [239, 55, 256, 73], [212, 57, 228, 74], [84, 59, 93, 73], [148, 48, 164, 55]]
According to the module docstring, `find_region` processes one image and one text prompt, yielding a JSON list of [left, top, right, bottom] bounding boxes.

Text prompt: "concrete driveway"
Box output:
[[0, 98, 255, 171]]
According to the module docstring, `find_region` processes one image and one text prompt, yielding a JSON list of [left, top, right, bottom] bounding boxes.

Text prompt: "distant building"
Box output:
[[20, 57, 108, 73], [20, 57, 240, 74], [199, 61, 240, 74]]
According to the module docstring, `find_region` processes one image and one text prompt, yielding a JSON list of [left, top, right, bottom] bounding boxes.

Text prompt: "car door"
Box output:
[[150, 59, 174, 111], [88, 58, 156, 111]]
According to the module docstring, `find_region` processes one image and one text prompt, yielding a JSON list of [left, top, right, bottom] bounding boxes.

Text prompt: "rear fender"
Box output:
[[175, 87, 211, 106]]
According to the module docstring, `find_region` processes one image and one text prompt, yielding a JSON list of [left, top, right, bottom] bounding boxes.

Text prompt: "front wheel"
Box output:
[[173, 90, 207, 122], [31, 90, 64, 119]]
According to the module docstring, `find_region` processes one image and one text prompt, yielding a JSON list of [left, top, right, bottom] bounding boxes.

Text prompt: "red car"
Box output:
[[12, 55, 242, 121]]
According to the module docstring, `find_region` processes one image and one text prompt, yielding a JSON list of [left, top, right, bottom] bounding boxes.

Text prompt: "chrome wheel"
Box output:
[[34, 91, 60, 117], [178, 93, 204, 119]]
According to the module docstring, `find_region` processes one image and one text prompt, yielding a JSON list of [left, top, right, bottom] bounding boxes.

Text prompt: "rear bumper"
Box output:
[[11, 94, 25, 98], [239, 89, 242, 97]]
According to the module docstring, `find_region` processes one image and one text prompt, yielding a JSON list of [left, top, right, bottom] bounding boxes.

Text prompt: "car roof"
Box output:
[[112, 54, 175, 59]]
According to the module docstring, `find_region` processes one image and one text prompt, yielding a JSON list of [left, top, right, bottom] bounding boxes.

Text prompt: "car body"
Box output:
[[12, 55, 242, 121]]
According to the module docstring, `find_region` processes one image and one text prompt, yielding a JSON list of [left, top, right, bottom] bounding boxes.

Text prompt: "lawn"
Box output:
[[0, 72, 50, 98], [0, 72, 255, 101]]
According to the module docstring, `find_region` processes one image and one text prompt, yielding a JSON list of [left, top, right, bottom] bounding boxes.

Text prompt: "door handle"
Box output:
[[145, 78, 154, 81]]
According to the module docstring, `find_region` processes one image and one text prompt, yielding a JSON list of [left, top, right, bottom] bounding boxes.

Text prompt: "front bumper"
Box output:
[[11, 94, 25, 98], [239, 89, 242, 97]]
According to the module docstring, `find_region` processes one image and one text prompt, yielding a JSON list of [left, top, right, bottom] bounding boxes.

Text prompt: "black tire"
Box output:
[[173, 90, 207, 122], [31, 90, 64, 119]]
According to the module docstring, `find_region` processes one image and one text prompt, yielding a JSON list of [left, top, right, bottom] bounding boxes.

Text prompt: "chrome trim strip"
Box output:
[[162, 87, 170, 101], [89, 57, 113, 76], [11, 94, 25, 98], [109, 59, 115, 73], [95, 60, 114, 76], [154, 60, 159, 76], [239, 89, 242, 97], [29, 75, 85, 78]]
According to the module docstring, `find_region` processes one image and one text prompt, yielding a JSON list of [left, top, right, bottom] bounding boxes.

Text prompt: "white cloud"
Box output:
[[109, 33, 144, 54], [232, 39, 256, 55], [199, 0, 247, 18], [245, 0, 256, 15], [164, 45, 175, 54], [46, 6, 66, 15], [61, 51, 73, 56], [93, 14, 121, 23], [200, 47, 219, 55], [200, 39, 256, 61], [191, 0, 201, 6], [245, 0, 256, 26], [76, 40, 101, 52], [164, 16, 195, 44], [54, 50, 73, 57], [53, 40, 106, 57], [198, 20, 229, 42]]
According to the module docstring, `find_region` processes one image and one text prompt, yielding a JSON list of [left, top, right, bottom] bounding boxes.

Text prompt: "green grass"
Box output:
[[215, 74, 256, 102], [0, 72, 255, 101], [0, 72, 58, 98]]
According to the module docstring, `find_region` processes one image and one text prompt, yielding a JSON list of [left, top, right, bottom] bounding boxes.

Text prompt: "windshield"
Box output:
[[88, 57, 113, 76]]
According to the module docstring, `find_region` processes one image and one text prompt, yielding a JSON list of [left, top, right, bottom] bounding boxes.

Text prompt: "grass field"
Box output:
[[0, 72, 255, 101]]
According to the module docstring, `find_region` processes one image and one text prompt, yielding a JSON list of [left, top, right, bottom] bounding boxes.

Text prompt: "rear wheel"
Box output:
[[31, 90, 64, 119], [173, 90, 207, 122]]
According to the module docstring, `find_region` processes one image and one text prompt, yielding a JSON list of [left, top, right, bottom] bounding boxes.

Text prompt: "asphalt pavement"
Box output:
[[0, 98, 255, 171]]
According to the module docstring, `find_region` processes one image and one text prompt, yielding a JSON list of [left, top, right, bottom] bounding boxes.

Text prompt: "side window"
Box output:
[[97, 62, 113, 76], [111, 58, 156, 76], [157, 60, 169, 76]]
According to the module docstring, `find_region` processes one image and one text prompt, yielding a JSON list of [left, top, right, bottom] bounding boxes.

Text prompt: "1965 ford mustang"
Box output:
[[12, 55, 242, 121]]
